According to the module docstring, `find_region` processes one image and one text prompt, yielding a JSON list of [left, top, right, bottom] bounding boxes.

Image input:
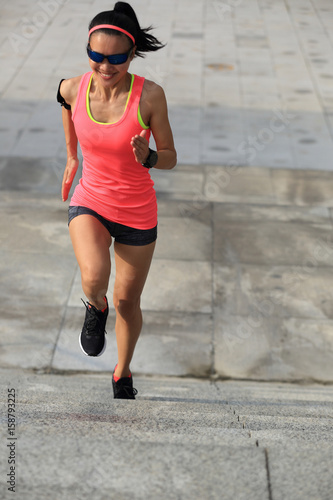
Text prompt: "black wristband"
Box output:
[[142, 148, 158, 169]]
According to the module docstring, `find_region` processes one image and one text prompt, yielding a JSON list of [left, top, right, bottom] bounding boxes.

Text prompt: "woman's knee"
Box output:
[[81, 263, 109, 295], [113, 294, 141, 321]]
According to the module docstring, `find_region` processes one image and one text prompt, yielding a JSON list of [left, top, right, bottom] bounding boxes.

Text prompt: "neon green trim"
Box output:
[[125, 73, 134, 108], [138, 104, 149, 129], [86, 73, 135, 125]]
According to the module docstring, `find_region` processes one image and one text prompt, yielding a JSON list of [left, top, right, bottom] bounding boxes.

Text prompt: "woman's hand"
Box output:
[[62, 157, 79, 201], [131, 129, 149, 164]]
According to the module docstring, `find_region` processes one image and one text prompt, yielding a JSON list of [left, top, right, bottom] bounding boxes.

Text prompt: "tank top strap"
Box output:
[[129, 74, 145, 110], [72, 72, 92, 121]]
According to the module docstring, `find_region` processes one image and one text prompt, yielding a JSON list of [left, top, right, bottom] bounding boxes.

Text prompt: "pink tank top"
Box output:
[[70, 72, 157, 229]]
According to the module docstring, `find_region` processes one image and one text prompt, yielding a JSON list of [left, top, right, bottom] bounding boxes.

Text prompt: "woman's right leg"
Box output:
[[69, 214, 112, 310]]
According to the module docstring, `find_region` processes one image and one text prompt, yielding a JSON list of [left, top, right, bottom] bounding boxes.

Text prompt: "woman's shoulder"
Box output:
[[60, 74, 87, 105], [141, 78, 166, 105]]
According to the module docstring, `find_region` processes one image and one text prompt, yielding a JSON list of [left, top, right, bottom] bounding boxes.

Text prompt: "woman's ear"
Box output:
[[130, 45, 137, 60]]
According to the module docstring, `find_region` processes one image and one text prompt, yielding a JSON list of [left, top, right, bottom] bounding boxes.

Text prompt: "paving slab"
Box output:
[[0, 202, 71, 255], [214, 263, 333, 319], [213, 218, 333, 266], [2, 0, 333, 168], [142, 258, 213, 313], [1, 370, 333, 499], [271, 169, 333, 206], [5, 438, 268, 500], [214, 312, 333, 382], [212, 203, 331, 223], [154, 203, 213, 262], [268, 447, 333, 500], [203, 165, 276, 205]]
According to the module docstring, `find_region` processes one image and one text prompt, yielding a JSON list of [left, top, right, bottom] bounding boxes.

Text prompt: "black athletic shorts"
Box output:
[[68, 206, 157, 246]]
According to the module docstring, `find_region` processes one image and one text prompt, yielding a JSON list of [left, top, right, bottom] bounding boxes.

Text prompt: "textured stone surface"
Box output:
[[1, 370, 333, 500], [2, 2, 333, 498], [1, 0, 333, 168], [2, 0, 333, 383], [2, 173, 333, 381]]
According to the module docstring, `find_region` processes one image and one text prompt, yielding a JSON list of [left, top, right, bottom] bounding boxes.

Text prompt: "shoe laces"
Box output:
[[116, 386, 138, 398], [113, 378, 138, 398], [126, 387, 138, 397], [81, 299, 107, 337]]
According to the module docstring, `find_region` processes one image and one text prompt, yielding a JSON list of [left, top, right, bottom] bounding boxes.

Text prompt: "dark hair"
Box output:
[[88, 2, 165, 58]]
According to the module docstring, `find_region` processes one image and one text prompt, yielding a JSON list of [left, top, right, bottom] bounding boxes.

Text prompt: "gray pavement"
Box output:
[[1, 0, 333, 499], [1, 369, 333, 499]]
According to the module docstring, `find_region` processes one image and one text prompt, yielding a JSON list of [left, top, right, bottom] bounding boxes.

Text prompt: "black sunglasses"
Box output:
[[87, 45, 133, 65]]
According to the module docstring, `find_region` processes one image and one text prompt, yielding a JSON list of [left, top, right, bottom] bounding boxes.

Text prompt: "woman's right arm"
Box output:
[[59, 78, 80, 201]]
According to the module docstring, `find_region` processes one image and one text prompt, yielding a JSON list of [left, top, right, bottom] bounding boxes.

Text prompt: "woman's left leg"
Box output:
[[113, 240, 156, 379]]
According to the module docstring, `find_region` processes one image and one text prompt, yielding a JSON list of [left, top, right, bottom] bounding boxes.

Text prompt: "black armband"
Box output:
[[57, 79, 71, 110]]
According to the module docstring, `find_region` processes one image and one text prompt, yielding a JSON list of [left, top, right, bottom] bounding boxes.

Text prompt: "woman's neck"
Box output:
[[91, 71, 131, 102]]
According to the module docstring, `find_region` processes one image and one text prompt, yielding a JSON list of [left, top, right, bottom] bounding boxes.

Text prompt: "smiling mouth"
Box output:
[[99, 72, 115, 79]]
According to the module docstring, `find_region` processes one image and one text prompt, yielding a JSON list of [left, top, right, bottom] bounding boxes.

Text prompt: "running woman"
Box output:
[[57, 2, 176, 399]]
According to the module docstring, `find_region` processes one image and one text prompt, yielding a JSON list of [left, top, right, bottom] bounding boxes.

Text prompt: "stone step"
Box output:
[[2, 369, 333, 500]]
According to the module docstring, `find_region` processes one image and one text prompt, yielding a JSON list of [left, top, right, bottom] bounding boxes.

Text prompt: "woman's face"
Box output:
[[88, 32, 135, 87]]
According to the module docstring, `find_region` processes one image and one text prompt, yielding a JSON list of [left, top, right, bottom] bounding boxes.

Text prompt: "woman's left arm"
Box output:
[[131, 84, 177, 170]]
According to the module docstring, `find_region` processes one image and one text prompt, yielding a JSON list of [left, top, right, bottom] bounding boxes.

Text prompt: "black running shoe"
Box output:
[[79, 298, 108, 356], [112, 373, 138, 400]]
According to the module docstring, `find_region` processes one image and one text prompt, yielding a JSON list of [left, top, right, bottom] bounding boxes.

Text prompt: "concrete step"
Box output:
[[1, 369, 333, 500]]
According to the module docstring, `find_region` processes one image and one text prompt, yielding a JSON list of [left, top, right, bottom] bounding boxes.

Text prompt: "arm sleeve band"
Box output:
[[57, 79, 71, 110]]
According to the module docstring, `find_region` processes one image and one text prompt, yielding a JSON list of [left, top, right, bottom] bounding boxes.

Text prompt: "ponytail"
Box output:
[[88, 2, 165, 58]]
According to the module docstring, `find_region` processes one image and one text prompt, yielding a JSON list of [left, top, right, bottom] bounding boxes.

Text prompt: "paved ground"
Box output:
[[1, 369, 333, 500], [1, 0, 333, 499], [2, 168, 333, 384], [1, 0, 333, 168]]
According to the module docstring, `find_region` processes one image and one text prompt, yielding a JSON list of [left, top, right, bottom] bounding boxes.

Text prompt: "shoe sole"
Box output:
[[79, 333, 107, 357]]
